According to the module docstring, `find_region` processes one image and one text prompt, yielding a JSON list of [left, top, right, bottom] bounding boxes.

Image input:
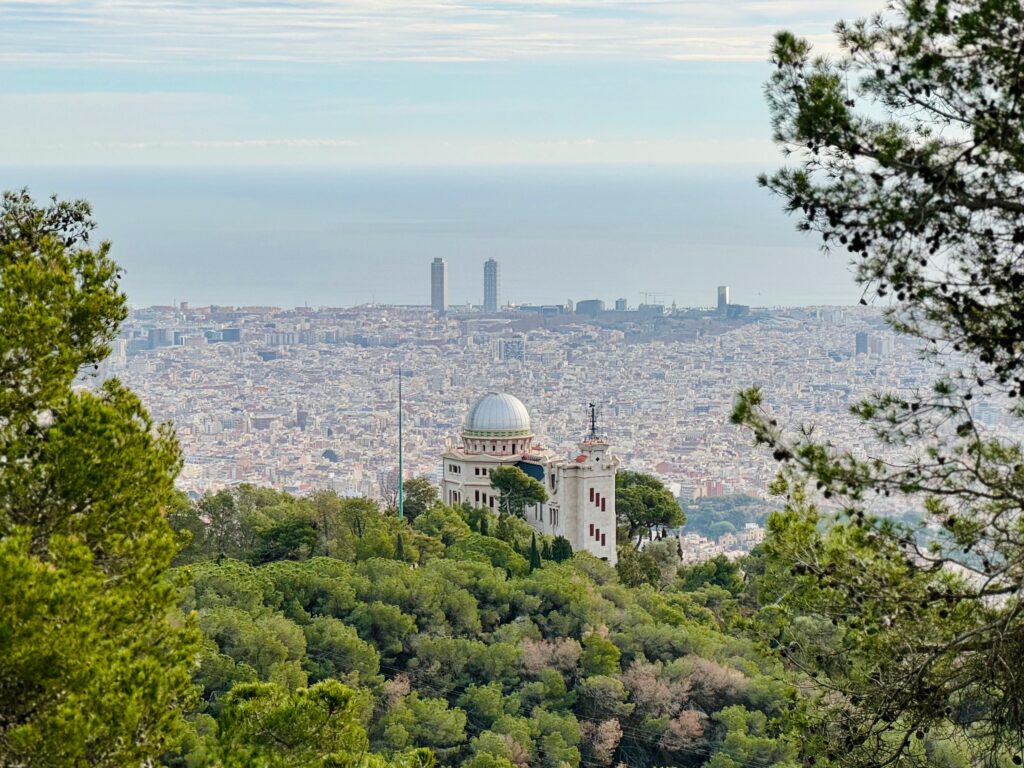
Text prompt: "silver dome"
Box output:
[[464, 392, 532, 436]]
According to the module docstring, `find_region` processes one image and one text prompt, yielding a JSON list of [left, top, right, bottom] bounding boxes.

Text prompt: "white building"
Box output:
[[441, 392, 619, 563], [736, 522, 766, 548]]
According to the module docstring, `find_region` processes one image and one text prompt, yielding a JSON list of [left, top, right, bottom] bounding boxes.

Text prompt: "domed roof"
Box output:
[[464, 392, 532, 436]]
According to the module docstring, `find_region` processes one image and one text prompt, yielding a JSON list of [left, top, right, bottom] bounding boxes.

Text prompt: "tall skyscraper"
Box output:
[[484, 258, 500, 312], [431, 258, 448, 313], [855, 331, 869, 356], [717, 286, 730, 312]]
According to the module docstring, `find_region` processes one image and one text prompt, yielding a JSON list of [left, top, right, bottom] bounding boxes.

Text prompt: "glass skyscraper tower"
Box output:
[[483, 258, 500, 312], [431, 257, 448, 313]]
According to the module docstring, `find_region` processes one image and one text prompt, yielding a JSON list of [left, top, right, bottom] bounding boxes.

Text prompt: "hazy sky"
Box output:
[[2, 0, 880, 168], [2, 1, 879, 308]]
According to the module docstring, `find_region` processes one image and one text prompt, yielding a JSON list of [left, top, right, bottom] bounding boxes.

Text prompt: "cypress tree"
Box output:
[[529, 532, 542, 572]]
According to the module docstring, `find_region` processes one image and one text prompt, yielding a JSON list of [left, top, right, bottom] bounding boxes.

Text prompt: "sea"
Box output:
[[2, 165, 858, 309]]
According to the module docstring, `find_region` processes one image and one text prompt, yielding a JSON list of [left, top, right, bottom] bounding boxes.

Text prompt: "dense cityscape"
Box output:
[[93, 258, 970, 526]]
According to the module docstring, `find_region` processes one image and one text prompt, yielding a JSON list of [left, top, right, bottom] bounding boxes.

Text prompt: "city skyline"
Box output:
[[125, 279, 817, 314], [16, 166, 859, 311]]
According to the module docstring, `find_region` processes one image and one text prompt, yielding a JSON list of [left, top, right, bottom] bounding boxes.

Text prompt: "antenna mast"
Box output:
[[587, 402, 599, 440], [398, 367, 404, 520]]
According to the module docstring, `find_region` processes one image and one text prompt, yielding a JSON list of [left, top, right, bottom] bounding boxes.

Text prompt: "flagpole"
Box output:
[[398, 366, 404, 521]]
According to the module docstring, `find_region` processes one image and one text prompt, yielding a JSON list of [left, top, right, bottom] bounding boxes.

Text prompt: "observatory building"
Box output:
[[440, 392, 618, 563]]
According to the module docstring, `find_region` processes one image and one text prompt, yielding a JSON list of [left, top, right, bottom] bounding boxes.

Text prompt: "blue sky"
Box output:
[[1, 0, 879, 167]]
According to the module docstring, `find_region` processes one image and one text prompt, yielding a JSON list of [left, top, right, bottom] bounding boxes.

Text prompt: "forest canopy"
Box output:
[[166, 484, 797, 768]]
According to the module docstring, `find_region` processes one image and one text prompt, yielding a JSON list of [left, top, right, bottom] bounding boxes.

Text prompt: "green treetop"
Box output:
[[0, 190, 199, 766], [734, 1, 1024, 763], [202, 679, 435, 768], [615, 471, 684, 549], [399, 476, 440, 522], [488, 465, 548, 520]]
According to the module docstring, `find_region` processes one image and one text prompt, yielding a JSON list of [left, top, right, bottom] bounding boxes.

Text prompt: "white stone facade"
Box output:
[[441, 392, 619, 563]]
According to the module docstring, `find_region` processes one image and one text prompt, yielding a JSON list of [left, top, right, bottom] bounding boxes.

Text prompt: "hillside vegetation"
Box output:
[[165, 485, 796, 768]]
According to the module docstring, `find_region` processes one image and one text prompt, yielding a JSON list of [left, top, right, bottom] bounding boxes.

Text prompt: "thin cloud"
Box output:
[[90, 138, 358, 149], [187, 138, 358, 149], [0, 0, 872, 65]]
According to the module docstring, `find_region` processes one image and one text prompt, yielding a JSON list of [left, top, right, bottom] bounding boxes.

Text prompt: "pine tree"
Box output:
[[0, 190, 199, 766], [495, 515, 516, 544], [489, 465, 548, 519], [734, 2, 1024, 763], [395, 532, 406, 562]]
